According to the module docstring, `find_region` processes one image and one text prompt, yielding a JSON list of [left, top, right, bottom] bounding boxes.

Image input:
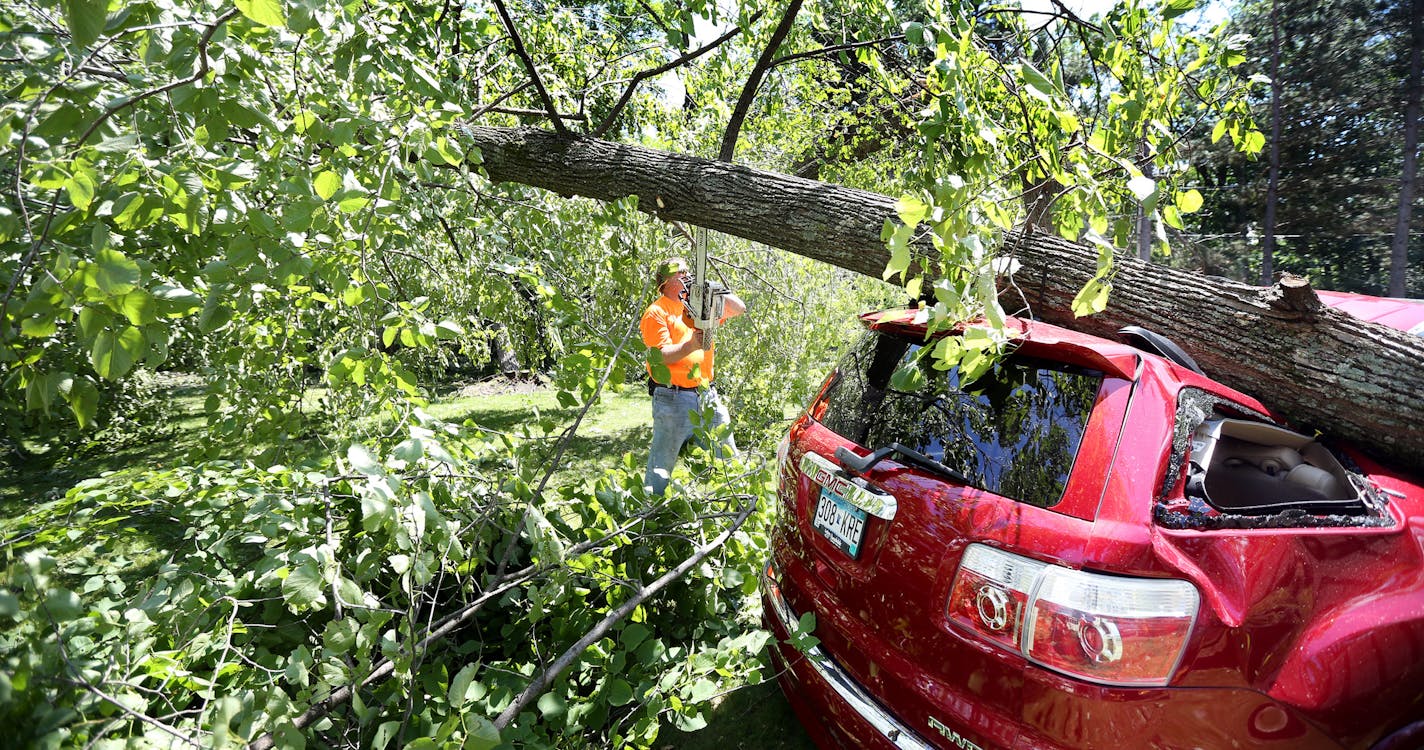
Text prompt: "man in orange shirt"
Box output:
[[641, 257, 746, 496]]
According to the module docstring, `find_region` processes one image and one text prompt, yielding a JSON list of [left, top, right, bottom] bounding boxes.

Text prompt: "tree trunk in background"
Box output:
[[1262, 0, 1282, 285], [459, 125, 1424, 473], [1391, 0, 1424, 297], [487, 322, 522, 376]]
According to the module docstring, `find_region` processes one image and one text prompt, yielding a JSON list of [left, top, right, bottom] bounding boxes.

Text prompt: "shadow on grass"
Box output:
[[2, 429, 201, 514], [658, 679, 816, 750], [440, 396, 586, 434]]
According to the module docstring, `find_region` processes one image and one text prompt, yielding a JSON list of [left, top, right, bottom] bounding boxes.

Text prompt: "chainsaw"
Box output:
[[684, 226, 728, 345]]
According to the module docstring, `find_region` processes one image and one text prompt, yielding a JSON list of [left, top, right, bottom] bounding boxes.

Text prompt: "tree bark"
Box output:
[[461, 125, 1424, 473]]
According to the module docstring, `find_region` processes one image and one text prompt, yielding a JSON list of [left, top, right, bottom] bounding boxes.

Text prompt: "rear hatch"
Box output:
[[774, 319, 1137, 747]]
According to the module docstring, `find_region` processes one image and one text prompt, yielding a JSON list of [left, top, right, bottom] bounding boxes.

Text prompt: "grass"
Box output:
[[659, 679, 816, 750], [0, 380, 209, 515], [1, 375, 816, 749], [427, 381, 653, 489]]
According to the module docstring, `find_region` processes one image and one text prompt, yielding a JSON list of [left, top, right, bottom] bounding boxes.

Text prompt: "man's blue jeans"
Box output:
[[644, 385, 736, 496]]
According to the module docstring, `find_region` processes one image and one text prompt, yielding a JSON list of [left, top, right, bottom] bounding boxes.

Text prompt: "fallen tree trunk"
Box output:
[[461, 125, 1424, 473]]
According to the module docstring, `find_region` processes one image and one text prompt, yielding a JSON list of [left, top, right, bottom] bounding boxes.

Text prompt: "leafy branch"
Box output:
[[494, 493, 759, 729]]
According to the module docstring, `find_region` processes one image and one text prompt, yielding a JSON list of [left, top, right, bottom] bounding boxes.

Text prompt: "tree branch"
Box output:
[[469, 81, 532, 121], [486, 106, 586, 120], [491, 0, 568, 134], [246, 495, 714, 750], [720, 0, 804, 162], [493, 494, 759, 729], [592, 21, 754, 138], [771, 34, 902, 68]]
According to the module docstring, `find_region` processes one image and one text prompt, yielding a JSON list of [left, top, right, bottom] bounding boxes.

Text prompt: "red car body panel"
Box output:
[[763, 298, 1424, 750], [1319, 290, 1424, 333]]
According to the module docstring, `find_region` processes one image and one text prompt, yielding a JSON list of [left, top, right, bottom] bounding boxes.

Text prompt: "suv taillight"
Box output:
[[947, 544, 1200, 687], [946, 544, 1046, 652]]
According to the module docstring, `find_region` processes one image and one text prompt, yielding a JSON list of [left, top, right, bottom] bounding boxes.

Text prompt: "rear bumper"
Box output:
[[762, 556, 1349, 750], [762, 562, 935, 750]]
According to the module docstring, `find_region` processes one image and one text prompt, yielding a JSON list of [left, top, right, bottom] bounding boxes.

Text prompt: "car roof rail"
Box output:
[[1118, 325, 1205, 375]]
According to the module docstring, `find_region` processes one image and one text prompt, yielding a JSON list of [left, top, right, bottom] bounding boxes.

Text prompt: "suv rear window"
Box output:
[[818, 329, 1103, 508]]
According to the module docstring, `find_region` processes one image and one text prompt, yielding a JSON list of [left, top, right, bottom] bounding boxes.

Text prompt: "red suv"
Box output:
[[762, 299, 1424, 750]]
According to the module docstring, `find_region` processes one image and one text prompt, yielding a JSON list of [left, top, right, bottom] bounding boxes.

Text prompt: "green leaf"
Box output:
[[1177, 189, 1204, 214], [281, 562, 326, 608], [1242, 129, 1266, 154], [1071, 276, 1112, 317], [372, 722, 400, 750], [361, 489, 395, 533], [66, 171, 96, 211], [1162, 205, 1183, 230], [0, 591, 19, 619], [291, 109, 317, 133], [904, 21, 925, 45], [895, 194, 929, 226], [198, 288, 232, 333], [434, 320, 464, 339], [688, 679, 718, 703], [153, 284, 203, 317], [672, 710, 707, 732], [348, 443, 384, 475], [1127, 176, 1157, 203], [64, 0, 108, 48], [1020, 62, 1061, 102], [314, 171, 342, 200], [20, 317, 56, 338], [883, 224, 913, 282], [337, 196, 370, 213], [90, 325, 143, 379], [432, 137, 462, 166], [620, 622, 650, 651], [1163, 0, 1196, 19], [646, 348, 671, 385], [335, 577, 363, 607], [463, 716, 500, 750], [144, 327, 168, 366], [1211, 119, 1228, 144], [448, 663, 485, 708], [536, 691, 566, 718], [93, 248, 140, 295], [605, 678, 633, 706], [43, 588, 84, 621], [889, 363, 925, 392], [235, 0, 287, 28], [116, 289, 156, 325], [66, 377, 99, 428]]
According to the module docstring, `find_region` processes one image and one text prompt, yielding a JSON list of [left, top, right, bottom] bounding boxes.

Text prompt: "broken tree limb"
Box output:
[[459, 125, 1424, 473], [493, 494, 759, 730], [245, 495, 694, 750]]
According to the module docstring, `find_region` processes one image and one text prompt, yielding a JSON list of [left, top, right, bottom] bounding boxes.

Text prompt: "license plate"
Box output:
[[813, 487, 868, 557]]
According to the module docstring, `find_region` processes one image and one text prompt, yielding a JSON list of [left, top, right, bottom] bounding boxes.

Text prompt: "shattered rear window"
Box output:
[[819, 329, 1103, 508]]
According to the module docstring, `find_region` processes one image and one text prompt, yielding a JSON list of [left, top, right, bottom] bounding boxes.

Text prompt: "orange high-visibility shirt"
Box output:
[[641, 296, 715, 388]]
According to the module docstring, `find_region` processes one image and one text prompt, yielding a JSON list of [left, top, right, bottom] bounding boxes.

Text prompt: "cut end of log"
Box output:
[[1265, 274, 1324, 316]]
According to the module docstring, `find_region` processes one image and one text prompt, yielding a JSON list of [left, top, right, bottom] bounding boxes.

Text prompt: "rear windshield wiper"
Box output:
[[834, 442, 971, 485]]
